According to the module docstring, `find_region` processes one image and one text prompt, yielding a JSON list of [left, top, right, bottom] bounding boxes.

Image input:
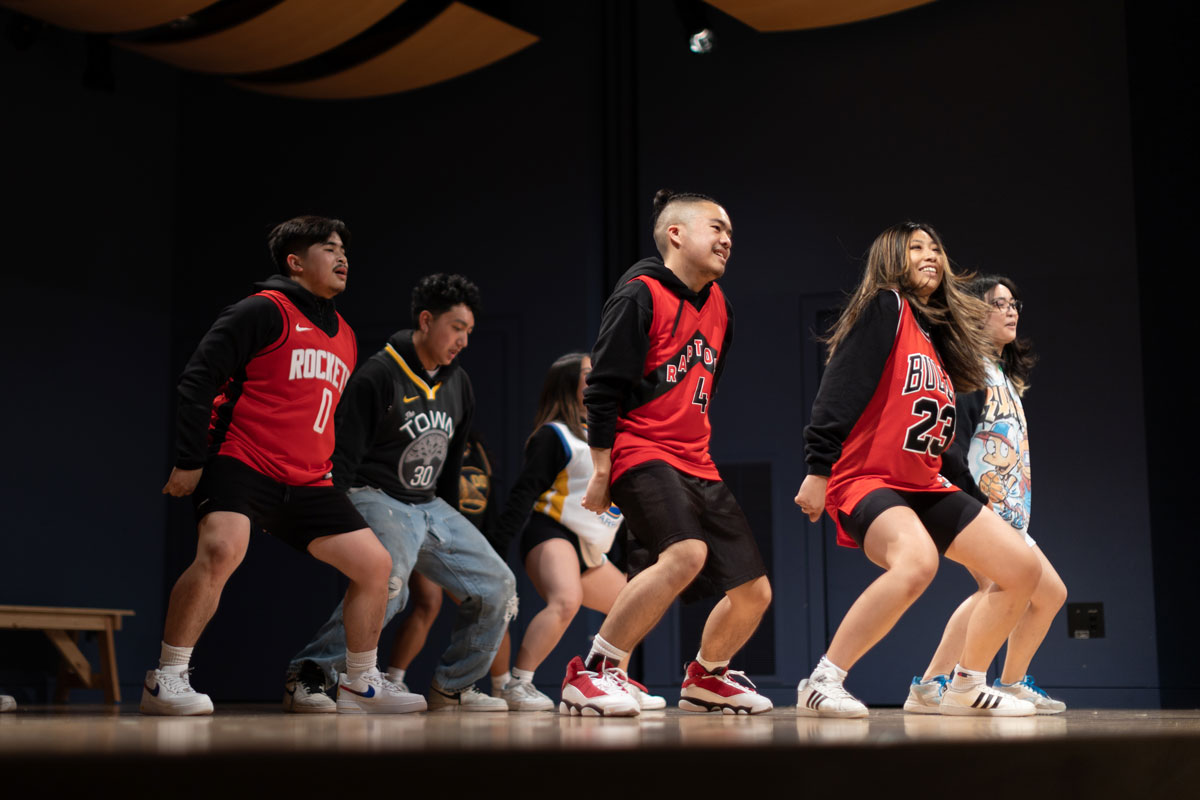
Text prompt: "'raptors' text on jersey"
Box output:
[[210, 289, 357, 486], [611, 274, 727, 484], [825, 292, 958, 547]]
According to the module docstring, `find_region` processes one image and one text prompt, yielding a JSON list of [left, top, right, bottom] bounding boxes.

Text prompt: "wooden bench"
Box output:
[[0, 605, 135, 703]]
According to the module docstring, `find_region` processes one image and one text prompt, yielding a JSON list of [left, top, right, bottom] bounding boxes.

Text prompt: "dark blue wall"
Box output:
[[0, 0, 1184, 708]]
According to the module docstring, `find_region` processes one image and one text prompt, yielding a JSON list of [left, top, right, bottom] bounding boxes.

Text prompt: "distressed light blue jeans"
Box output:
[[289, 489, 516, 693]]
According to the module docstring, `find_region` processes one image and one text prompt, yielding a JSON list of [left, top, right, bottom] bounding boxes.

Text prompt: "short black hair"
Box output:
[[268, 216, 350, 276], [411, 273, 482, 326], [650, 189, 719, 230]]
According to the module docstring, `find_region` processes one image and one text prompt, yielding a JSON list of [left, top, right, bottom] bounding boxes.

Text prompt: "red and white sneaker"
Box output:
[[559, 656, 640, 717], [679, 661, 773, 715], [610, 668, 668, 710]]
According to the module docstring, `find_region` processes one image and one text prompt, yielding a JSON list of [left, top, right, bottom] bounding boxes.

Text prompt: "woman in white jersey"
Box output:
[[904, 274, 1068, 714], [490, 353, 663, 711]]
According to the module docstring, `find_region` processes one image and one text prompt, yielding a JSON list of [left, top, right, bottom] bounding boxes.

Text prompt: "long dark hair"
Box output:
[[528, 352, 588, 445], [966, 273, 1037, 396], [826, 222, 992, 393]]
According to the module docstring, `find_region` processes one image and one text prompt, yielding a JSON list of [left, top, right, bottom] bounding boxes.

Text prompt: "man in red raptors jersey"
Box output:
[[142, 216, 416, 715], [561, 190, 773, 716]]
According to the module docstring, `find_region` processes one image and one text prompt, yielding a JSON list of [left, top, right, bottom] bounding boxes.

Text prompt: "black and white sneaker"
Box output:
[[284, 661, 336, 713], [939, 683, 1035, 716], [796, 666, 868, 718]]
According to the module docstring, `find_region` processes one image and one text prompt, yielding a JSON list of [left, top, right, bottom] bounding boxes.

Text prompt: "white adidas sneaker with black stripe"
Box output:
[[795, 669, 868, 718], [939, 683, 1036, 716]]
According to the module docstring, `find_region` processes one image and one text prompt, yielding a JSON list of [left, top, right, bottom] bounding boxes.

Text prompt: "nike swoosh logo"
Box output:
[[403, 395, 419, 403], [341, 684, 376, 699], [296, 323, 313, 332], [145, 683, 160, 697]]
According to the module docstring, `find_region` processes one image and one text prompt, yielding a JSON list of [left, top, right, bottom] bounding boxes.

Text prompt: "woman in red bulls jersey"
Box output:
[[143, 217, 417, 716], [794, 222, 1043, 718], [905, 274, 1067, 714], [489, 353, 665, 711], [560, 190, 773, 717]]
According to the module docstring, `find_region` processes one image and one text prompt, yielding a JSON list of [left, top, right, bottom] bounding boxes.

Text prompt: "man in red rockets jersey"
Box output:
[[560, 190, 773, 716], [142, 216, 419, 716]]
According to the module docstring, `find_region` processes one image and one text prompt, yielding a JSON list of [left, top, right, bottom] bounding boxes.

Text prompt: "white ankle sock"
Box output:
[[817, 655, 848, 681], [585, 634, 628, 670], [386, 667, 406, 684], [345, 649, 378, 682], [950, 664, 985, 690], [492, 671, 512, 692], [159, 642, 193, 673], [696, 652, 730, 673], [511, 667, 534, 684]]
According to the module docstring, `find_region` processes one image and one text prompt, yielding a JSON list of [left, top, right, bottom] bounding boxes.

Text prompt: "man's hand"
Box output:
[[163, 467, 203, 497], [794, 474, 828, 522]]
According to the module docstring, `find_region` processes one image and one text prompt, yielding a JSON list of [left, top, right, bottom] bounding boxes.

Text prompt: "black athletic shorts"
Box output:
[[191, 455, 369, 552], [839, 487, 984, 554], [519, 513, 597, 574], [611, 461, 766, 597]]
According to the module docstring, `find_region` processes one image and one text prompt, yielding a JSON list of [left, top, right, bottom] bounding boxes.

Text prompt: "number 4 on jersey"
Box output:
[[691, 376, 709, 414]]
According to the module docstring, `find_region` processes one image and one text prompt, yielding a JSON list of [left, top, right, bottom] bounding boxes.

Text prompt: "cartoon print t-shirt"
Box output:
[[966, 359, 1031, 532]]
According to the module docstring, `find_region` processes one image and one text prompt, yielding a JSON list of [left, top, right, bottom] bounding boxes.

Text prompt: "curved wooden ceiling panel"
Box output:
[[702, 0, 936, 32], [119, 0, 405, 74], [0, 0, 219, 34], [235, 2, 537, 100]]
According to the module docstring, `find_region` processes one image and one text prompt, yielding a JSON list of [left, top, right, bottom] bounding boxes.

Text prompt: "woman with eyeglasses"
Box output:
[[903, 274, 1068, 714], [794, 224, 1043, 718]]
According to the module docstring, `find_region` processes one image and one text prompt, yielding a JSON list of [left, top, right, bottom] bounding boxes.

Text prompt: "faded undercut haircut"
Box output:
[[410, 273, 482, 326], [268, 215, 350, 276], [651, 189, 721, 257]]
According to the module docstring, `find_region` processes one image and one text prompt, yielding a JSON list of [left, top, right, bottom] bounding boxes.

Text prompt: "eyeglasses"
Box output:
[[989, 298, 1023, 313]]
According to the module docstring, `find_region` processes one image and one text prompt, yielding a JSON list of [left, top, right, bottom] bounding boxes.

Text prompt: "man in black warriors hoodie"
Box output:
[[286, 274, 515, 713], [145, 216, 417, 716], [558, 191, 774, 717]]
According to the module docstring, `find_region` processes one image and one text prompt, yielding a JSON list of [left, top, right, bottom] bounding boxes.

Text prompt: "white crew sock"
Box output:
[[511, 667, 535, 684], [159, 642, 193, 674], [386, 667, 407, 685], [345, 649, 378, 683], [585, 634, 628, 670], [950, 664, 986, 690], [696, 652, 730, 674]]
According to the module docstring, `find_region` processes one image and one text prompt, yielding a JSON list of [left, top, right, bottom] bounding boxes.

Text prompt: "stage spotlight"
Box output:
[[675, 0, 715, 54], [688, 28, 715, 54]]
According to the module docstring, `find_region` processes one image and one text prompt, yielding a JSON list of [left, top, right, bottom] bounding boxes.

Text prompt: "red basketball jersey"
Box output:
[[825, 295, 958, 547], [211, 290, 356, 486], [611, 275, 726, 483]]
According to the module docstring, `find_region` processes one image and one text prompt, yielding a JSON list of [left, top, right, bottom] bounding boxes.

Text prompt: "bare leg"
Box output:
[[944, 509, 1041, 671], [388, 571, 444, 670], [698, 576, 772, 662], [1000, 545, 1066, 683], [163, 512, 252, 646], [514, 539, 584, 671], [307, 528, 392, 652], [490, 629, 512, 677], [595, 538, 708, 652], [922, 569, 987, 679], [825, 507, 940, 670]]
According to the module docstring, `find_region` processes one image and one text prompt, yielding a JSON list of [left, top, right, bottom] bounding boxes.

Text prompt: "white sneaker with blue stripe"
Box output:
[[993, 675, 1066, 714]]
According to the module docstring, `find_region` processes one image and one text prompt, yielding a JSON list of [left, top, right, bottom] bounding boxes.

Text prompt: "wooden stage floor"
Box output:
[[3, 706, 1198, 798]]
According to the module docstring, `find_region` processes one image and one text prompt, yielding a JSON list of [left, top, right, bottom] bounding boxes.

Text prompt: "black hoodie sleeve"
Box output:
[[331, 358, 394, 491], [489, 425, 571, 554], [175, 295, 283, 469], [804, 291, 901, 476], [584, 282, 654, 449], [436, 374, 474, 507], [940, 388, 988, 501]]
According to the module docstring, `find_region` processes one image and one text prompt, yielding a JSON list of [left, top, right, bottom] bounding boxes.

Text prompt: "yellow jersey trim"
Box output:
[[385, 344, 441, 400]]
